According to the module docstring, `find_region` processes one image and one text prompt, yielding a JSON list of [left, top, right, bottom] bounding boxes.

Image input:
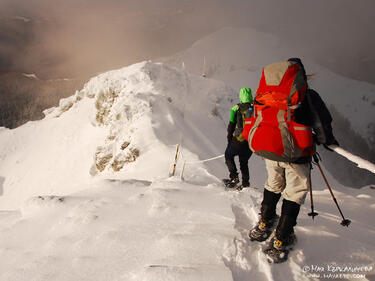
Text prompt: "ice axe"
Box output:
[[313, 154, 351, 227]]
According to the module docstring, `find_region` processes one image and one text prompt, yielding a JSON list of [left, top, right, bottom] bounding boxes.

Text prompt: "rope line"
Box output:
[[184, 154, 224, 164], [180, 154, 224, 180]]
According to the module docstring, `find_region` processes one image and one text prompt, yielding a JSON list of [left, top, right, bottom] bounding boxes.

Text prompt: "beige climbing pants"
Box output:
[[264, 159, 311, 205]]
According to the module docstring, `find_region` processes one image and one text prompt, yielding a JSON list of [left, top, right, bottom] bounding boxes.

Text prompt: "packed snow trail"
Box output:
[[0, 178, 266, 281], [1, 176, 373, 281]]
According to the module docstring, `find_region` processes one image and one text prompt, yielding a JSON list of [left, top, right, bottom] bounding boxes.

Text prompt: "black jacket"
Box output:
[[293, 88, 338, 163]]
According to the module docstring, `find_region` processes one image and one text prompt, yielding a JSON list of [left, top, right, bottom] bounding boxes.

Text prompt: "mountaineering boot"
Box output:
[[235, 180, 250, 191], [249, 189, 281, 241], [241, 181, 250, 188], [263, 231, 297, 264], [249, 220, 270, 241], [263, 199, 300, 263], [249, 216, 278, 241], [275, 199, 300, 242], [270, 231, 296, 251], [222, 177, 240, 188]]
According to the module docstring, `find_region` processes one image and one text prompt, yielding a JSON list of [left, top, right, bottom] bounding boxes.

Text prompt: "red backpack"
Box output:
[[242, 61, 314, 162]]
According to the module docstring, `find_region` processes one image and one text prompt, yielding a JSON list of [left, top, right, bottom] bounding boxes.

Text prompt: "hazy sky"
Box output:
[[0, 0, 374, 82]]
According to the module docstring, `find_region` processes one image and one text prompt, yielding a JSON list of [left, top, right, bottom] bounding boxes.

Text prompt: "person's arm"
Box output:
[[308, 89, 339, 147], [227, 105, 238, 142]]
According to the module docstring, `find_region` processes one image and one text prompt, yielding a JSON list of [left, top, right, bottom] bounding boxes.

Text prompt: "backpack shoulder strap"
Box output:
[[236, 103, 243, 125]]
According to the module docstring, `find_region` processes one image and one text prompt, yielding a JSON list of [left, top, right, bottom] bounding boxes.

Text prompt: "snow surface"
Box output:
[[329, 146, 375, 174], [0, 61, 374, 281], [22, 73, 39, 80], [162, 27, 375, 147]]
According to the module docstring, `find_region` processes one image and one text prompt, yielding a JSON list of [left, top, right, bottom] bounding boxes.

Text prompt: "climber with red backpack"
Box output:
[[243, 58, 339, 263], [223, 87, 254, 189]]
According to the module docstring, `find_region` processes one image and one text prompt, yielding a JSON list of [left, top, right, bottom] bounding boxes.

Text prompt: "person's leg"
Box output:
[[264, 159, 286, 194], [225, 143, 238, 180], [273, 162, 310, 248], [262, 159, 287, 219], [275, 199, 300, 242], [282, 162, 310, 205], [261, 189, 281, 221], [249, 160, 284, 241], [238, 144, 252, 186]]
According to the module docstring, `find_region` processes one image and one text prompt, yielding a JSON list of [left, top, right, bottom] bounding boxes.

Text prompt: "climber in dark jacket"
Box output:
[[224, 87, 254, 188]]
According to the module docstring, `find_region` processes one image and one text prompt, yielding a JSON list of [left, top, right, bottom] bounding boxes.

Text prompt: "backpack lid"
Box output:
[[263, 61, 290, 86], [239, 87, 253, 103], [256, 61, 306, 97]]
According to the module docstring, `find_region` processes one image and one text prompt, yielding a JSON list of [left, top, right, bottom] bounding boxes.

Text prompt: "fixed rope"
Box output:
[[180, 154, 224, 180]]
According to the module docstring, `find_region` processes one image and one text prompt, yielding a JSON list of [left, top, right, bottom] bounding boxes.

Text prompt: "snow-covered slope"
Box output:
[[162, 27, 375, 147], [0, 62, 374, 281], [0, 61, 235, 209]]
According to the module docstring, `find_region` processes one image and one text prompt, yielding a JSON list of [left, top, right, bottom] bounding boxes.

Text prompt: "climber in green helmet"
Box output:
[[223, 87, 254, 189]]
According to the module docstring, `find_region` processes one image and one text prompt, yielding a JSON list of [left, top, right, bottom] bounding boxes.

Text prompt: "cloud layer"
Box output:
[[0, 0, 374, 82]]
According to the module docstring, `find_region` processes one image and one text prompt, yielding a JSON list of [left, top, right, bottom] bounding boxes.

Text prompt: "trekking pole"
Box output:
[[171, 144, 180, 176], [307, 166, 318, 219], [312, 154, 351, 227]]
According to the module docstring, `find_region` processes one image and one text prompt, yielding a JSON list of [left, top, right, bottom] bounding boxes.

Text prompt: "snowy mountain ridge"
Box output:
[[162, 26, 375, 187], [0, 61, 236, 209], [162, 27, 375, 147], [0, 61, 374, 281]]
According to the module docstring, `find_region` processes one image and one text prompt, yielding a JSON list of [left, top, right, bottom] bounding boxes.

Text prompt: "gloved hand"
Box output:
[[323, 138, 339, 151], [227, 122, 235, 143]]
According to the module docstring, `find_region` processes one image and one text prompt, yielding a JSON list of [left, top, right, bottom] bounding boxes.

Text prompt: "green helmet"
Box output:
[[239, 87, 252, 103]]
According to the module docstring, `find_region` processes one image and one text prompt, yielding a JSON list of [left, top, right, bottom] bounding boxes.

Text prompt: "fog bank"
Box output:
[[1, 0, 374, 83]]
